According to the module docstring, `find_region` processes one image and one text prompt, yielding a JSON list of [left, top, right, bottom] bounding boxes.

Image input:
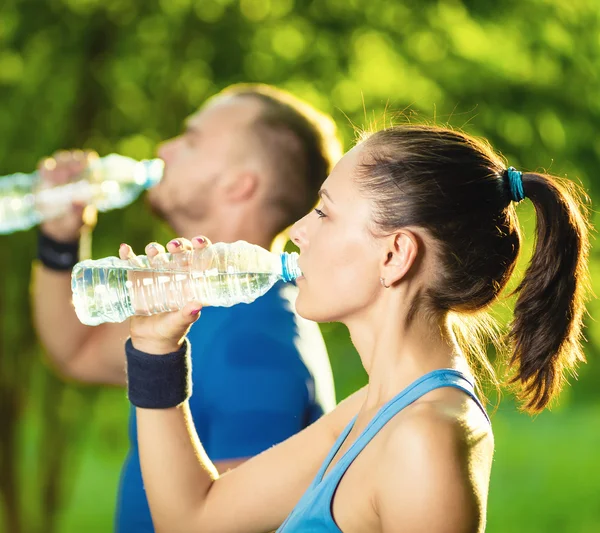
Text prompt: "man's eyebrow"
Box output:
[[318, 189, 334, 203]]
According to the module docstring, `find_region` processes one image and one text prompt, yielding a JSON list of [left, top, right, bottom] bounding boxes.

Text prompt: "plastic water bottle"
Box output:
[[71, 241, 302, 326], [0, 154, 164, 234]]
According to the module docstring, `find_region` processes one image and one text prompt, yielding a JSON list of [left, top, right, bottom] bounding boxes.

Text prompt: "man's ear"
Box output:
[[380, 230, 419, 287], [220, 171, 259, 202]]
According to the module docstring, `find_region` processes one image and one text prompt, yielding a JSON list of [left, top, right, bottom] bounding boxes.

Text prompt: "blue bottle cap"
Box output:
[[281, 251, 302, 282]]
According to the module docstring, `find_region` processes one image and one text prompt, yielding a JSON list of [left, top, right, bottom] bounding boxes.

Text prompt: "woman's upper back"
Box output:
[[278, 369, 493, 533]]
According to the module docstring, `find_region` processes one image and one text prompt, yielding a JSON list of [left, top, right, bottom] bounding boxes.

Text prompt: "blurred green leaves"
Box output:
[[0, 0, 599, 531]]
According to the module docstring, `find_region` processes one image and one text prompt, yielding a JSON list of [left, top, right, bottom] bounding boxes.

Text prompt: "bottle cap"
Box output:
[[281, 252, 302, 282], [137, 159, 165, 189]]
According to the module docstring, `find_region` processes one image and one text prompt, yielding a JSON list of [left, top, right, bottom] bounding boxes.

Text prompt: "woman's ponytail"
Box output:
[[509, 172, 591, 412]]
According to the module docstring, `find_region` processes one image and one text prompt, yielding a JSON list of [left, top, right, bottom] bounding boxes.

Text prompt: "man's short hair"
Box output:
[[218, 84, 343, 234]]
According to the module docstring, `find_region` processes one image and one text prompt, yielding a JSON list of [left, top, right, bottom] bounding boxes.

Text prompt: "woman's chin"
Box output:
[[294, 298, 334, 323]]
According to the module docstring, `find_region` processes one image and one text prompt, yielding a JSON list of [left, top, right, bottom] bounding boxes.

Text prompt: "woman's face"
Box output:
[[290, 144, 383, 323]]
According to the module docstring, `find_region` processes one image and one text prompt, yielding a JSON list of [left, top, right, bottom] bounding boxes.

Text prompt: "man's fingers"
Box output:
[[83, 150, 99, 163]]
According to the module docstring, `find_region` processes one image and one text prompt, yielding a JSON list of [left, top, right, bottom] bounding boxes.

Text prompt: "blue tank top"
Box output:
[[277, 369, 490, 532]]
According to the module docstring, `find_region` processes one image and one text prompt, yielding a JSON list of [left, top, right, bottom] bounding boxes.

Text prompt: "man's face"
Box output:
[[147, 96, 263, 227]]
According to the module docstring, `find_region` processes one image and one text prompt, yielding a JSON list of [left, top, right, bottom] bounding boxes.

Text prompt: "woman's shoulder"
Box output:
[[380, 387, 494, 468], [383, 395, 492, 455], [371, 397, 493, 532]]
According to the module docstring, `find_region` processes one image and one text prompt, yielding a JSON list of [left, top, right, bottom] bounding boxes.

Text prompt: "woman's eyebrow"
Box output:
[[318, 189, 334, 203]]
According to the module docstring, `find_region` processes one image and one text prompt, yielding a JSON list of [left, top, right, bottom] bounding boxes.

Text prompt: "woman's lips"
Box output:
[[297, 261, 305, 280]]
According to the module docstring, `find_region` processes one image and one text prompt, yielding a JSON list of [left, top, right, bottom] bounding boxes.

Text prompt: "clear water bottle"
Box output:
[[0, 154, 164, 234], [71, 241, 302, 326]]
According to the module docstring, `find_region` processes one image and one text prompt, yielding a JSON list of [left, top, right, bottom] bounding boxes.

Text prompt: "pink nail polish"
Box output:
[[190, 308, 201, 316], [169, 240, 181, 248], [120, 243, 127, 249], [194, 236, 205, 244]]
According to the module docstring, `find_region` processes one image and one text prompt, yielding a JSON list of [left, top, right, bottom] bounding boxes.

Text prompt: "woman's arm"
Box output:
[[122, 236, 365, 533], [138, 382, 366, 533]]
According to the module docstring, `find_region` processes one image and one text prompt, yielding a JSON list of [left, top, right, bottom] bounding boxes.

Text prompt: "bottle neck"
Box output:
[[281, 252, 301, 282], [138, 159, 164, 189]]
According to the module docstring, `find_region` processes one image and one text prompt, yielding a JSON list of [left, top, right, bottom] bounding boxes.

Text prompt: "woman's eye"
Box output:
[[314, 208, 327, 218]]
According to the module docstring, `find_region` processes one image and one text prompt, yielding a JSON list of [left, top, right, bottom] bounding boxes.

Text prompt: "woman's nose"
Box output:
[[290, 214, 309, 251]]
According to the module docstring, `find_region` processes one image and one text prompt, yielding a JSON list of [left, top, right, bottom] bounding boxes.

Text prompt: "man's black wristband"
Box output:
[[125, 338, 192, 409], [37, 231, 80, 271]]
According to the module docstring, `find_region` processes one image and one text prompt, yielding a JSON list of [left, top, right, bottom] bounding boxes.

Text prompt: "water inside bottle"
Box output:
[[72, 263, 279, 325]]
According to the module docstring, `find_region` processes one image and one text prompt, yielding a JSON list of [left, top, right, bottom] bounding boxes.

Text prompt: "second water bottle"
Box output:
[[0, 154, 164, 234]]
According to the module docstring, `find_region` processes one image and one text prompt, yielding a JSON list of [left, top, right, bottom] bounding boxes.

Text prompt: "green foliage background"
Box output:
[[0, 0, 599, 531]]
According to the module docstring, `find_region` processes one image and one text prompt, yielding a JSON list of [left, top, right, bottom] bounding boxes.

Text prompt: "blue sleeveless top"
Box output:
[[277, 369, 490, 532]]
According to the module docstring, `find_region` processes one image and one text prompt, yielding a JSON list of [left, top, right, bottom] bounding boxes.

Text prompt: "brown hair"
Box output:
[[219, 83, 343, 234], [358, 125, 591, 412]]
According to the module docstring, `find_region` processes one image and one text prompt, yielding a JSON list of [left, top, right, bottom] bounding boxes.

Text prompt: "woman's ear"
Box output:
[[380, 230, 419, 287]]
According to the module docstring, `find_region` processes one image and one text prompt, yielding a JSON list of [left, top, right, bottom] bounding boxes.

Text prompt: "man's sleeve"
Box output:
[[199, 329, 312, 461]]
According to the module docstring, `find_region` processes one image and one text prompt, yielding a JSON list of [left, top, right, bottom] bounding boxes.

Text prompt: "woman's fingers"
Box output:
[[119, 243, 146, 268], [192, 235, 211, 250], [145, 242, 165, 258], [120, 236, 209, 271], [119, 243, 132, 261], [167, 238, 193, 254], [181, 300, 203, 322], [165, 238, 193, 269], [129, 300, 202, 354]]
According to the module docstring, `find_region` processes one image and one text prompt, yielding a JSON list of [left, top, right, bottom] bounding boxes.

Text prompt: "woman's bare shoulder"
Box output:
[[372, 398, 493, 533]]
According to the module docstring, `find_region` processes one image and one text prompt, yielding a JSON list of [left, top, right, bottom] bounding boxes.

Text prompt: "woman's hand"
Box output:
[[121, 235, 211, 354]]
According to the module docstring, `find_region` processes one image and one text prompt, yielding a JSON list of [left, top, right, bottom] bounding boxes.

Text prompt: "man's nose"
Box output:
[[157, 137, 178, 161]]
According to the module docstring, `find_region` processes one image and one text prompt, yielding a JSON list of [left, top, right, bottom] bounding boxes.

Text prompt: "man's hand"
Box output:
[[38, 149, 99, 242]]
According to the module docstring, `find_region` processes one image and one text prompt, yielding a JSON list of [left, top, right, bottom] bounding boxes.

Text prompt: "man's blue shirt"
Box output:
[[115, 282, 335, 532]]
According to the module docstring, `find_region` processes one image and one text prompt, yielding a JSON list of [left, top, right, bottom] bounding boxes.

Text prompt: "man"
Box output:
[[32, 84, 343, 532]]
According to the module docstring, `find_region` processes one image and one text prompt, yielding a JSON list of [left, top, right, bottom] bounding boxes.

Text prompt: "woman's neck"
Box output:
[[347, 306, 468, 411]]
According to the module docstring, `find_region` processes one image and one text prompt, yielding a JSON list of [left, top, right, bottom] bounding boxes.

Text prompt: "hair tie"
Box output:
[[505, 167, 525, 203]]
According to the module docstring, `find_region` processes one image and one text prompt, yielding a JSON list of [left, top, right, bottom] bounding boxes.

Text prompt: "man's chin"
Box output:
[[144, 193, 169, 224]]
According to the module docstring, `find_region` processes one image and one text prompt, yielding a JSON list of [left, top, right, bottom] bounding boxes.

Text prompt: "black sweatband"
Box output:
[[37, 230, 80, 271], [125, 337, 192, 409]]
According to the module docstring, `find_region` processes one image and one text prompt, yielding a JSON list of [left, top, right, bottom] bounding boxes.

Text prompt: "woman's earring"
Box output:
[[380, 277, 390, 289]]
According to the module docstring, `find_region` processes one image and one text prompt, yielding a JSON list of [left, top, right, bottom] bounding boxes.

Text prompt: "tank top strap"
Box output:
[[309, 415, 357, 490], [320, 369, 489, 488]]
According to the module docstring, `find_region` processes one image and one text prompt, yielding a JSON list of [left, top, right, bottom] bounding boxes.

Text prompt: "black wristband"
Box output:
[[125, 338, 192, 409], [37, 230, 80, 271]]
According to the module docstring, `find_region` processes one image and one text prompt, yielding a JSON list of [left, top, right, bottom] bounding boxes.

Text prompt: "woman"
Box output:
[[121, 125, 590, 533]]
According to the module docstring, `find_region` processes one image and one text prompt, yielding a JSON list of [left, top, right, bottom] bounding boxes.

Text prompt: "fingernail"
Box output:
[[43, 159, 57, 171], [194, 236, 205, 244], [190, 308, 201, 316], [120, 243, 127, 249], [169, 240, 181, 248]]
